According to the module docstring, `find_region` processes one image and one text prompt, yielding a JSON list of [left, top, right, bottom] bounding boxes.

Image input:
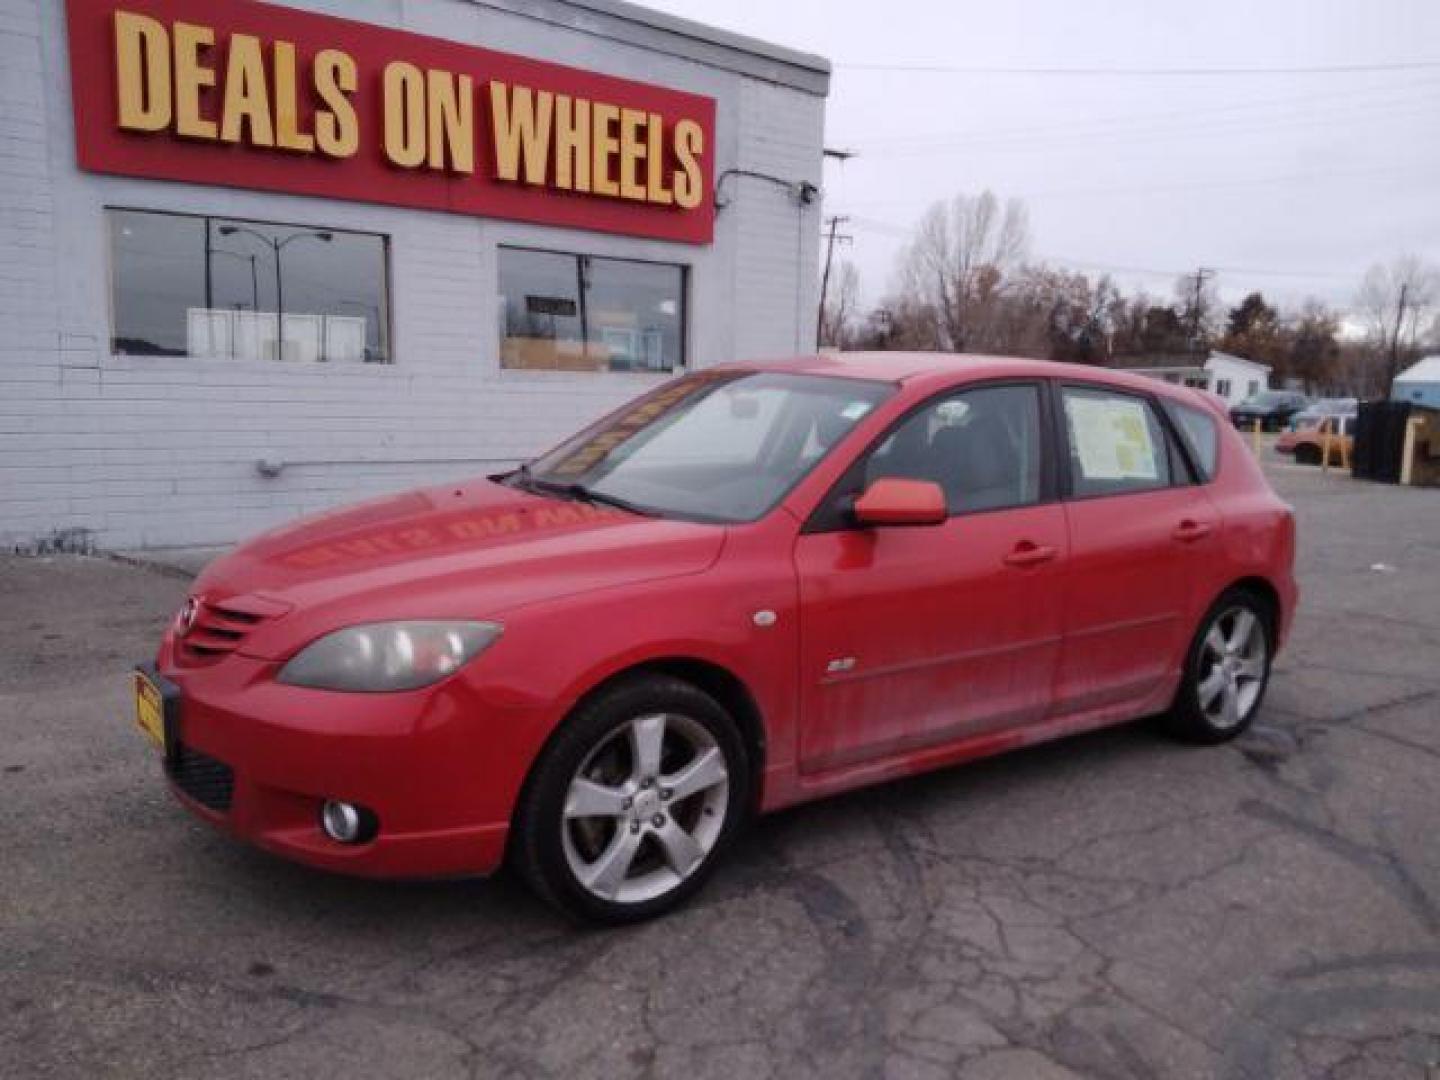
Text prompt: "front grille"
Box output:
[[168, 743, 235, 813], [176, 596, 282, 666]]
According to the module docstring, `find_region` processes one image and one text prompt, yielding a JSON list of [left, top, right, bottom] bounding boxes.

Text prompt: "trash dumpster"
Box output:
[[1353, 401, 1409, 482]]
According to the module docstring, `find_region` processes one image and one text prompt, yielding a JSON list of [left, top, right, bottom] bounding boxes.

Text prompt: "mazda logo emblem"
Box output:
[[177, 598, 200, 636]]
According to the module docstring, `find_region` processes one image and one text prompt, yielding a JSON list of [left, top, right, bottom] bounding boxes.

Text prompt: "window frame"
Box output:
[[104, 205, 394, 365], [497, 243, 690, 374], [1158, 396, 1222, 485], [802, 377, 1059, 534], [1051, 381, 1193, 501]]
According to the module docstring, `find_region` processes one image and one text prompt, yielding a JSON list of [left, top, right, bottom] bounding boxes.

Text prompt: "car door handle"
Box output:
[[1173, 520, 1214, 542], [1003, 542, 1058, 568]]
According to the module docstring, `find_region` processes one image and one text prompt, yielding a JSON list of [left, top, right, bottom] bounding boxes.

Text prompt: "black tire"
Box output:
[[1164, 588, 1274, 744], [1293, 444, 1322, 466], [511, 674, 750, 925]]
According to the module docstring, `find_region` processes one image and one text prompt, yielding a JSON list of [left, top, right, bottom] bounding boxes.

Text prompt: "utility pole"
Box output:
[[1388, 281, 1410, 394], [1186, 267, 1214, 356], [816, 214, 852, 347]]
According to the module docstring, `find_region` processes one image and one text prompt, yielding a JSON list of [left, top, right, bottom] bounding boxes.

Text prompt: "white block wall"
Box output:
[[0, 0, 827, 550]]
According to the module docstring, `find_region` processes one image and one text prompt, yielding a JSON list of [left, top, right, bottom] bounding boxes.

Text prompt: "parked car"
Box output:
[[1287, 397, 1358, 432], [1276, 413, 1355, 465], [135, 355, 1298, 923], [1230, 390, 1311, 431]]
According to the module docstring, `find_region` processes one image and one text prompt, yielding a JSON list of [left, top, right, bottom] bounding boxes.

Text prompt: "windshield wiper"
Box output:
[[509, 468, 656, 517]]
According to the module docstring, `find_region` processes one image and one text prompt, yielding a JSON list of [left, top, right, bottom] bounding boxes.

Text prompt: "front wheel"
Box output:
[[1164, 589, 1273, 744], [511, 675, 749, 925]]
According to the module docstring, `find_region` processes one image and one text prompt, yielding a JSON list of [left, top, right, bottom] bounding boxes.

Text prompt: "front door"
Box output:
[[794, 382, 1066, 774]]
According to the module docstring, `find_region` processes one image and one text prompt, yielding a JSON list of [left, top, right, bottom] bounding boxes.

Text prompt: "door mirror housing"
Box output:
[[852, 478, 947, 527]]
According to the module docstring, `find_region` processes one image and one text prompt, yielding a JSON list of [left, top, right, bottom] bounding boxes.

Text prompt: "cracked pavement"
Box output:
[[2, 458, 1438, 1078]]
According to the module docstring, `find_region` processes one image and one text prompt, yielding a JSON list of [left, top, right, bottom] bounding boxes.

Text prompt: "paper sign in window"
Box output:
[[1067, 396, 1160, 481]]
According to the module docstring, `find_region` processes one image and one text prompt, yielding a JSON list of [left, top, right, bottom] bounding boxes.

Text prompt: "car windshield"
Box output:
[[518, 370, 895, 523], [1242, 391, 1290, 408]]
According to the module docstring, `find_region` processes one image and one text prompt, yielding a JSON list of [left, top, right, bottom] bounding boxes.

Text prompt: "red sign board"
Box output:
[[64, 0, 717, 243]]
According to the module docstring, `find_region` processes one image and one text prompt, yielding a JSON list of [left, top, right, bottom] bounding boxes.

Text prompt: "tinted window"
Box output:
[[1162, 399, 1219, 481], [499, 246, 685, 372], [109, 208, 390, 362], [1061, 386, 1172, 497], [866, 384, 1042, 513]]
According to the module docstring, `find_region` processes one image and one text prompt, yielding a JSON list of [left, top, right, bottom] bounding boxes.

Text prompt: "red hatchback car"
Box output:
[[136, 355, 1296, 923]]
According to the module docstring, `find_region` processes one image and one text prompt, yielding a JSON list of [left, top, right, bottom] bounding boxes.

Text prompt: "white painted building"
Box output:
[[1, 0, 829, 551], [1121, 351, 1272, 407]]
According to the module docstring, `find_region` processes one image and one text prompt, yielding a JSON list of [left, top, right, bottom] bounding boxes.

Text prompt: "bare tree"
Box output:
[[818, 261, 861, 349], [1357, 254, 1439, 395], [897, 191, 1029, 352]]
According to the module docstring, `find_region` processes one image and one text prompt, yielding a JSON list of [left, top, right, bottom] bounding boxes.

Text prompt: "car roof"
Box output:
[[721, 351, 1199, 399]]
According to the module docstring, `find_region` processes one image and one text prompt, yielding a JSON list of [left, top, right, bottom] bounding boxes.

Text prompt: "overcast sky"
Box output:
[[644, 0, 1440, 315]]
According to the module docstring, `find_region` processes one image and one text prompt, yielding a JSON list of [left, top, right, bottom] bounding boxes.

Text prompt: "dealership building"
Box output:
[[1, 0, 829, 550]]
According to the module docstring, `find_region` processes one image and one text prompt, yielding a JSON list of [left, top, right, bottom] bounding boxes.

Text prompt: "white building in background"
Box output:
[[1, 0, 829, 551], [1120, 351, 1272, 407]]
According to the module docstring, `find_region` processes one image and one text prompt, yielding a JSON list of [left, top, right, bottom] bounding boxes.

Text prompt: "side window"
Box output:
[[1061, 386, 1173, 497], [1161, 399, 1219, 481], [866, 384, 1042, 513]]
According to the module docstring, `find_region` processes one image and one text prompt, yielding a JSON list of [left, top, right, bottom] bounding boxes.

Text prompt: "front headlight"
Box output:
[[277, 621, 503, 692]]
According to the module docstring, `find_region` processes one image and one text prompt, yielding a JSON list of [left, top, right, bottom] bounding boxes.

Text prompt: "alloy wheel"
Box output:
[[1195, 606, 1268, 729], [561, 712, 730, 905]]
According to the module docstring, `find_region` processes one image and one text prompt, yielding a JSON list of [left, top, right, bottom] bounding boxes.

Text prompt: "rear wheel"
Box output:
[[511, 675, 749, 925], [1165, 589, 1272, 744], [1294, 444, 1322, 466]]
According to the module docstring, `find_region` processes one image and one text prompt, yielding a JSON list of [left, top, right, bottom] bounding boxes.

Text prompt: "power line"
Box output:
[[836, 59, 1440, 76], [835, 81, 1440, 157], [837, 221, 1369, 283]]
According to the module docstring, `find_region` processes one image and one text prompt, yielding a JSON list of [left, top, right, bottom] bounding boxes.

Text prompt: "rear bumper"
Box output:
[[148, 639, 556, 879]]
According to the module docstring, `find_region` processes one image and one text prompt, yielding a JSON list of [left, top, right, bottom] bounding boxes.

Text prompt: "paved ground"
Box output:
[[3, 454, 1439, 1079]]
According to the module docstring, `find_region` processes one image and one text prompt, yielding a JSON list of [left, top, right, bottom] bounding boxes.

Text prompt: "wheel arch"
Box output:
[[517, 655, 769, 818], [1219, 575, 1282, 640]]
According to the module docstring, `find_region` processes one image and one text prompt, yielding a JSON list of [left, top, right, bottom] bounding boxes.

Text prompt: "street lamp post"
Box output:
[[217, 224, 333, 359], [210, 249, 260, 312]]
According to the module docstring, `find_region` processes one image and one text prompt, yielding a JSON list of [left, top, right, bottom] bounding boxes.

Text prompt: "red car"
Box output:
[[135, 355, 1297, 923]]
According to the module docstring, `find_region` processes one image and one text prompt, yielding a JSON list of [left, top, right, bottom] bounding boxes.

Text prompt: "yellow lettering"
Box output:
[[618, 107, 647, 201], [382, 61, 426, 168], [172, 21, 216, 140], [219, 34, 273, 146], [673, 118, 703, 210], [426, 69, 474, 173], [553, 94, 590, 192], [114, 11, 171, 132], [313, 49, 358, 158], [646, 112, 672, 205], [272, 40, 313, 152], [489, 83, 552, 185], [590, 102, 619, 197]]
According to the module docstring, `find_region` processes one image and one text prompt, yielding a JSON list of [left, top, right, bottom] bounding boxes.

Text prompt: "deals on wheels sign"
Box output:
[[63, 0, 717, 243]]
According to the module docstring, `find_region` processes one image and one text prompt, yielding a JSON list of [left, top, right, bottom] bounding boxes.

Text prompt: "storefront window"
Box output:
[[108, 209, 391, 363], [499, 246, 685, 372]]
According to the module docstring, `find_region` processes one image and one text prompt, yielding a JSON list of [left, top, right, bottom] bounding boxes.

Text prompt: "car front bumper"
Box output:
[[146, 635, 555, 879]]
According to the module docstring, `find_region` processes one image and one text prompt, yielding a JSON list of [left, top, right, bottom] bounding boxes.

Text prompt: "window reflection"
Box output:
[[499, 246, 685, 372], [108, 209, 391, 363]]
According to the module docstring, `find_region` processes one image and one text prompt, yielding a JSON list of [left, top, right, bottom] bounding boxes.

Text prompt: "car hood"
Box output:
[[191, 479, 726, 660]]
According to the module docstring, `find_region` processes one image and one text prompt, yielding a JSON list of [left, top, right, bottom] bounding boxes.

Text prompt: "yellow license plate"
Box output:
[[134, 671, 166, 751]]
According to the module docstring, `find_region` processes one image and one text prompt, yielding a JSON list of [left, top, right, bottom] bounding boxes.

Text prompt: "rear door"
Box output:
[[1051, 383, 1218, 718], [794, 381, 1067, 773]]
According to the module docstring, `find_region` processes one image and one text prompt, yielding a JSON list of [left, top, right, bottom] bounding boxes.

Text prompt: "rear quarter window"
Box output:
[[1162, 399, 1220, 481]]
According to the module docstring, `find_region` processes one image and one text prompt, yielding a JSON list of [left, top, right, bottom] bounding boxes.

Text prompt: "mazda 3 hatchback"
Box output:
[[135, 354, 1297, 923]]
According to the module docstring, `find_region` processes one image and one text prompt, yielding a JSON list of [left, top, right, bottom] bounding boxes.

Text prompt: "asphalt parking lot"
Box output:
[[3, 453, 1438, 1079]]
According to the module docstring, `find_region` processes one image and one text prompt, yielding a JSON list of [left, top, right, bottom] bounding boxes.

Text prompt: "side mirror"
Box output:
[[852, 478, 947, 527]]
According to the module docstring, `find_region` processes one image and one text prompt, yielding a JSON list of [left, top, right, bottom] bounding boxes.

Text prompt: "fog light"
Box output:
[[320, 800, 376, 844]]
